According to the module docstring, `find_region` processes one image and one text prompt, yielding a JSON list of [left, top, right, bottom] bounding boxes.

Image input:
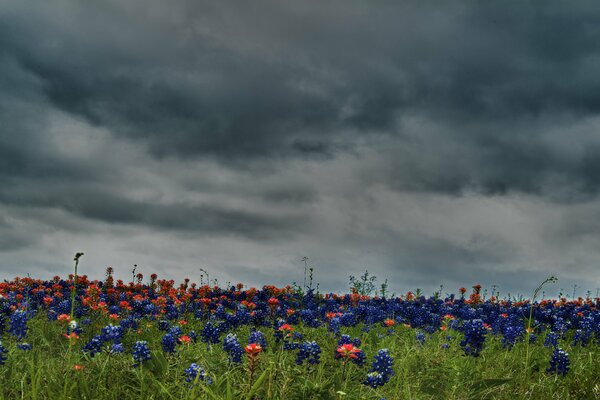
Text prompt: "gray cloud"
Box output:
[[0, 1, 599, 294]]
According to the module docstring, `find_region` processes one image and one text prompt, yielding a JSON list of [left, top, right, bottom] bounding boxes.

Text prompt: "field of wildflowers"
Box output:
[[0, 257, 598, 399]]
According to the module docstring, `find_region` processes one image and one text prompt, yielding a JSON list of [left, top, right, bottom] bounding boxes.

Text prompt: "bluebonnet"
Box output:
[[101, 324, 124, 343], [158, 320, 170, 331], [460, 319, 487, 357], [185, 363, 212, 384], [9, 310, 28, 339], [0, 341, 7, 365], [328, 317, 341, 335], [338, 335, 361, 347], [168, 326, 183, 337], [363, 349, 394, 388], [132, 341, 151, 365], [528, 333, 537, 344], [415, 331, 426, 345], [83, 335, 105, 358], [547, 348, 569, 376], [248, 330, 267, 350], [544, 332, 560, 348], [162, 333, 177, 353], [17, 343, 32, 351], [296, 341, 321, 365], [200, 322, 221, 344], [110, 343, 125, 353], [502, 325, 524, 349], [223, 334, 243, 363]]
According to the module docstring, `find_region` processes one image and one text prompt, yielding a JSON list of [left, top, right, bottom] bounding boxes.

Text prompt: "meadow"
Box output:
[[0, 258, 598, 399]]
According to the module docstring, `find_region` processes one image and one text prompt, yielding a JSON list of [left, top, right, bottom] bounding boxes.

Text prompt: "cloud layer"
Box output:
[[1, 1, 599, 295]]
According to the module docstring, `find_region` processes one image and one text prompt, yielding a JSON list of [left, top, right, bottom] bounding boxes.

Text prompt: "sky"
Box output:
[[1, 1, 599, 297]]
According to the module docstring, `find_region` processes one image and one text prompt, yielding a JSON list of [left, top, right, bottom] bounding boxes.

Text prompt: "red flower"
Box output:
[[336, 343, 361, 359], [278, 324, 294, 332], [57, 314, 71, 322], [179, 335, 191, 344], [384, 319, 395, 327], [64, 332, 79, 340], [245, 343, 262, 358]]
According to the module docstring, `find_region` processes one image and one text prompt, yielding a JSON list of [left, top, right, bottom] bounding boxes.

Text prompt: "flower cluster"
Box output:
[[296, 341, 321, 365], [363, 349, 394, 388], [547, 348, 569, 376], [335, 343, 366, 366], [460, 319, 487, 357], [132, 341, 151, 365], [248, 330, 267, 350], [184, 363, 212, 384], [223, 333, 244, 363]]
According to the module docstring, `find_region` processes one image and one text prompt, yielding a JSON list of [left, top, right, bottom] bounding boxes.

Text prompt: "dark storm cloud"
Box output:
[[1, 1, 600, 293], [2, 1, 600, 199]]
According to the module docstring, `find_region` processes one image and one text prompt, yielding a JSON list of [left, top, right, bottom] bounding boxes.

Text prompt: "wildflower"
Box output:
[[384, 319, 395, 327], [110, 343, 124, 353], [185, 363, 212, 384], [0, 341, 7, 365], [296, 341, 321, 365], [336, 344, 361, 360], [415, 331, 426, 345], [101, 324, 124, 343], [179, 335, 192, 344], [200, 322, 221, 344], [544, 331, 560, 348], [460, 319, 487, 357], [64, 332, 79, 341], [162, 333, 177, 353], [248, 330, 267, 350], [363, 348, 394, 388], [132, 341, 151, 365], [9, 310, 28, 339], [547, 348, 569, 376], [338, 334, 361, 347], [245, 343, 262, 359], [245, 343, 262, 380], [223, 333, 243, 363], [73, 364, 84, 371], [57, 314, 71, 322], [83, 335, 105, 358]]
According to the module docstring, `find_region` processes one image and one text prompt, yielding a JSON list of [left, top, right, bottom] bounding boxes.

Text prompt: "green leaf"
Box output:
[[246, 368, 270, 400]]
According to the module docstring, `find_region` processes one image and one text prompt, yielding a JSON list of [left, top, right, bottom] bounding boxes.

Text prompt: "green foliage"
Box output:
[[0, 313, 597, 399], [348, 270, 377, 296]]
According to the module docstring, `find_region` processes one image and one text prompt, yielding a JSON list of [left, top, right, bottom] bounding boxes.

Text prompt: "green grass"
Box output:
[[0, 314, 598, 400]]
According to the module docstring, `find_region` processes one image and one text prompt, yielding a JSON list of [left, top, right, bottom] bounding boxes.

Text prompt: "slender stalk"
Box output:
[[524, 276, 557, 382]]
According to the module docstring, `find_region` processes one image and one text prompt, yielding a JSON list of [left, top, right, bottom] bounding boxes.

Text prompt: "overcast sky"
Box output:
[[1, 1, 599, 297]]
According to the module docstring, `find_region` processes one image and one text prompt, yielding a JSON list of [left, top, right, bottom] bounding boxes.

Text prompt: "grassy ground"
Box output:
[[0, 313, 598, 400]]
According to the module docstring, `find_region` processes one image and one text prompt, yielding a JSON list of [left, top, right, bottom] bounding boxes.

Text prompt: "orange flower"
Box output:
[[57, 314, 71, 322], [179, 335, 192, 344], [109, 314, 119, 320], [245, 343, 262, 358], [336, 343, 361, 359], [278, 324, 294, 332], [384, 319, 395, 327], [64, 332, 79, 340], [73, 364, 84, 371]]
